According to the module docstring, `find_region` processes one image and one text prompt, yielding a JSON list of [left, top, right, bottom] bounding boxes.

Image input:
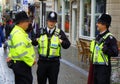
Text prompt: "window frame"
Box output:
[[79, 0, 106, 40]]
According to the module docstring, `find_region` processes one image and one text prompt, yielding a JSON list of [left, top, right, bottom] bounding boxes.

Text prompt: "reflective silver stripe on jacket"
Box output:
[[26, 44, 32, 48], [32, 54, 35, 58], [12, 51, 28, 59], [41, 36, 45, 55], [9, 42, 32, 48], [9, 42, 25, 48], [10, 30, 19, 39]]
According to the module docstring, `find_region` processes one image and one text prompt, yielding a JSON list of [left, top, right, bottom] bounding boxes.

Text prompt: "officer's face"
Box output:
[[24, 20, 31, 30], [47, 20, 57, 29], [96, 22, 107, 32]]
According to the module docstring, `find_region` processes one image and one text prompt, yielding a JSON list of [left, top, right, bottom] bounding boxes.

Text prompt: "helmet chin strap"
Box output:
[[48, 26, 55, 29], [48, 23, 56, 29]]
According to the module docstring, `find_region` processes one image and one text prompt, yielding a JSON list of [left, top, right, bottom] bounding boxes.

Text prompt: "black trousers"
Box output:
[[93, 65, 111, 84], [37, 60, 60, 84], [12, 61, 33, 84]]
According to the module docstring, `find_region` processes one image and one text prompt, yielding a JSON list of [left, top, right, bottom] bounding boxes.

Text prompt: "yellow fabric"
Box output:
[[38, 34, 48, 56], [90, 33, 112, 65], [8, 25, 36, 67], [49, 35, 60, 57], [38, 28, 61, 57]]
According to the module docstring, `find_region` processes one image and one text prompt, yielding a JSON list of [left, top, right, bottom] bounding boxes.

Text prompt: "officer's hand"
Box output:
[[59, 39, 63, 44], [6, 57, 12, 62]]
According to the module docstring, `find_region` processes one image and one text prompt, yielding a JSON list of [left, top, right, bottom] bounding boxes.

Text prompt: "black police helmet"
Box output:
[[97, 13, 112, 28], [15, 11, 29, 24], [47, 11, 57, 22]]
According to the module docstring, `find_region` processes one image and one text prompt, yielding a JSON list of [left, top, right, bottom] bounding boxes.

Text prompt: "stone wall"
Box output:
[[107, 0, 120, 40]]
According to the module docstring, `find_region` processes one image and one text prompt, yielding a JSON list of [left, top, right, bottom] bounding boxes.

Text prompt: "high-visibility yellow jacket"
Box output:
[[90, 33, 112, 65], [38, 28, 61, 58], [8, 25, 36, 67]]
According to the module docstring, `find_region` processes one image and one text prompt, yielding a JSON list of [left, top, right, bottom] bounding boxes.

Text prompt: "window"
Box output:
[[57, 0, 62, 29], [95, 0, 106, 36], [65, 14, 69, 33], [58, 15, 62, 29], [16, 0, 21, 3], [96, 0, 106, 13], [80, 0, 106, 38], [65, 0, 70, 33], [82, 0, 91, 36], [57, 0, 70, 33]]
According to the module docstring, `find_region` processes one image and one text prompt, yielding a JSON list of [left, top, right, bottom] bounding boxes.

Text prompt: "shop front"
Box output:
[[57, 0, 70, 34], [79, 0, 106, 40]]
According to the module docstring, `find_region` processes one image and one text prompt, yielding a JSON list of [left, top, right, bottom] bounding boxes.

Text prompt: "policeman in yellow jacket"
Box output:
[[6, 11, 36, 84], [90, 14, 118, 84], [32, 11, 71, 84]]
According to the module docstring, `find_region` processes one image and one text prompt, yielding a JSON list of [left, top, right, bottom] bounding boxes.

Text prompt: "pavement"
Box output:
[[1, 46, 120, 84], [0, 48, 14, 84], [0, 46, 89, 84]]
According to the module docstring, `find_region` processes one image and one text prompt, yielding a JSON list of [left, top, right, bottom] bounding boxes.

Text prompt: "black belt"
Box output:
[[11, 60, 23, 63], [7, 60, 23, 68], [39, 55, 60, 61]]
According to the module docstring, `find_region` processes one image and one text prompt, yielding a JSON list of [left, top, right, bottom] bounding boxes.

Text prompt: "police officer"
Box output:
[[90, 13, 118, 84], [6, 11, 36, 84], [33, 11, 71, 84]]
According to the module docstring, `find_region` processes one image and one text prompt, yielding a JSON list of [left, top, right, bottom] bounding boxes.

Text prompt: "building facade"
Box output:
[[2, 0, 119, 45], [107, 0, 120, 40], [69, 0, 120, 45]]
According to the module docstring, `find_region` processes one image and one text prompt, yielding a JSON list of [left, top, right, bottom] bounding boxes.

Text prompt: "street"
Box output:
[[0, 46, 88, 84], [0, 0, 120, 84]]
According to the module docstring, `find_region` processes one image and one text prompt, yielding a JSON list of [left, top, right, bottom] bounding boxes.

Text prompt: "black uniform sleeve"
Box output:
[[32, 38, 38, 46], [0, 28, 5, 43], [59, 30, 71, 49], [102, 35, 118, 57], [31, 28, 45, 46]]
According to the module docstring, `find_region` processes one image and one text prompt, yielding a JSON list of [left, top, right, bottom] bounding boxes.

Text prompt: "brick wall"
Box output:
[[107, 0, 120, 40]]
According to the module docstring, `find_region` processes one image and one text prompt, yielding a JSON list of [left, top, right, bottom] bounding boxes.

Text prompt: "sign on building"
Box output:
[[23, 0, 28, 5]]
